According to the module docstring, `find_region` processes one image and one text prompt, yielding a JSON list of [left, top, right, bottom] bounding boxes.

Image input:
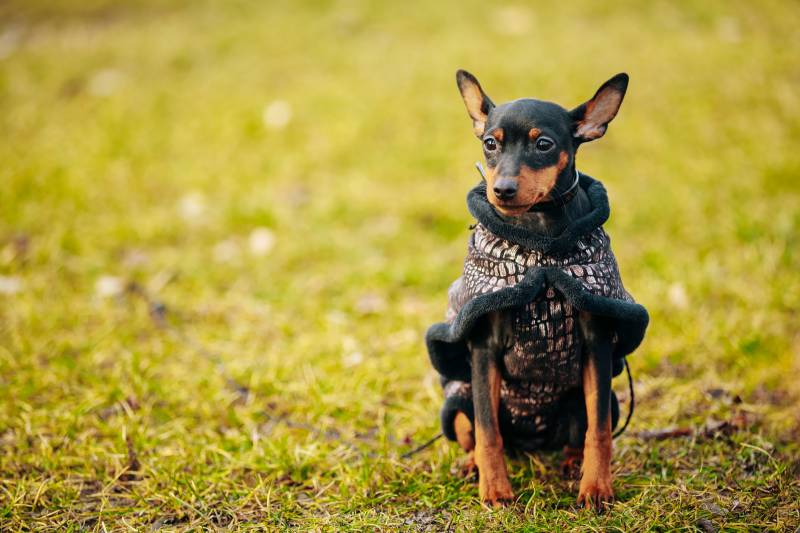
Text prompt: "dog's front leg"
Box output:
[[577, 311, 615, 511], [468, 312, 513, 507]]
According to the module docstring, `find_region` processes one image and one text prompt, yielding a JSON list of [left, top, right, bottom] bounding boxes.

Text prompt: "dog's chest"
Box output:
[[503, 285, 582, 382], [449, 225, 623, 421], [499, 286, 584, 429]]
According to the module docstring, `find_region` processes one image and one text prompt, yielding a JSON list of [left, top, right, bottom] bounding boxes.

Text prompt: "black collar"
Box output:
[[529, 168, 581, 211], [466, 169, 611, 254]]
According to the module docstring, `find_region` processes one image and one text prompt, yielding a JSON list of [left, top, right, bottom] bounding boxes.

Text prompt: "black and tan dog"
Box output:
[[426, 71, 649, 511]]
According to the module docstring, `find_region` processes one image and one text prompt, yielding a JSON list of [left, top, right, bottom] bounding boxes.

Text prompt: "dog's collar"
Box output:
[[474, 162, 580, 212], [466, 170, 611, 254]]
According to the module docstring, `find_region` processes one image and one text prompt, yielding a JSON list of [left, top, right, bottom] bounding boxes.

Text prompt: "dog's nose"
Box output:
[[493, 178, 517, 201]]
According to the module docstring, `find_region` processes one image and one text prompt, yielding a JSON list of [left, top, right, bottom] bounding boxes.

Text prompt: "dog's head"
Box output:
[[456, 70, 628, 215]]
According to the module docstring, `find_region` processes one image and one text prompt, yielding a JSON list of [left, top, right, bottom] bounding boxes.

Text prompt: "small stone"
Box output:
[[697, 518, 717, 533], [0, 275, 22, 294], [213, 239, 240, 263], [88, 68, 125, 97], [492, 6, 533, 36], [341, 335, 358, 352], [95, 275, 124, 298], [262, 100, 292, 130], [386, 328, 417, 347], [355, 293, 387, 314], [341, 336, 364, 367], [703, 502, 728, 516], [248, 227, 276, 256], [1, 235, 29, 265], [179, 192, 206, 221], [0, 26, 23, 60], [667, 282, 689, 309], [122, 249, 149, 269], [716, 17, 741, 43], [342, 351, 364, 367], [370, 215, 400, 237], [325, 310, 348, 325]]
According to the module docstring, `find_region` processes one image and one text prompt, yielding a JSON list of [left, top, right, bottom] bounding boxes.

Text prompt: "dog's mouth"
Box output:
[[492, 194, 549, 216], [494, 204, 531, 216]]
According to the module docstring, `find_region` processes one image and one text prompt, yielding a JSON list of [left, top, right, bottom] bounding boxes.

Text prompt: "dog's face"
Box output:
[[456, 70, 629, 216]]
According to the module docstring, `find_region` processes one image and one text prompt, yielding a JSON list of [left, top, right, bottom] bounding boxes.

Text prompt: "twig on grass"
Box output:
[[118, 434, 141, 483], [632, 418, 747, 441]]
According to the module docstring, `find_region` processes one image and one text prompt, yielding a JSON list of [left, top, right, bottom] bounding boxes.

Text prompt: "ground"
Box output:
[[1, 0, 799, 531]]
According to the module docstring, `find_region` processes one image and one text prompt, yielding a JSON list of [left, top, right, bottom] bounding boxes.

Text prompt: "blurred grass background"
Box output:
[[1, 0, 798, 530]]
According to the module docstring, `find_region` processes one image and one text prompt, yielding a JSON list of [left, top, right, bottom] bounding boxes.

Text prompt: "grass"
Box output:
[[1, 0, 799, 530]]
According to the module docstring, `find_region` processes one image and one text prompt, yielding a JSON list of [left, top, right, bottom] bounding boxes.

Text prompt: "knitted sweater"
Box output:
[[426, 174, 649, 448]]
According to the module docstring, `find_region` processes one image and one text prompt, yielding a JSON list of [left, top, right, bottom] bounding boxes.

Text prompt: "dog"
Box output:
[[425, 71, 649, 511]]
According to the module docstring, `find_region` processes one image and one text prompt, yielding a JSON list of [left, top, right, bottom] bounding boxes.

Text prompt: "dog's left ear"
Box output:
[[570, 73, 628, 143]]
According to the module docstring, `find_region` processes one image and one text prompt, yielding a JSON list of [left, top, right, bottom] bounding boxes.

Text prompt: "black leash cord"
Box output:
[[612, 358, 635, 439], [400, 432, 443, 459]]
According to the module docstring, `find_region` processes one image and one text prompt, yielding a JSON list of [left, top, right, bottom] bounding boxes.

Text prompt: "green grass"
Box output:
[[1, 0, 799, 530]]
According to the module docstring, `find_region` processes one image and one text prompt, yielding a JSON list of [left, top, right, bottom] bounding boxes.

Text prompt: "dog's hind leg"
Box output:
[[549, 389, 586, 479], [560, 390, 619, 479], [453, 412, 477, 477], [454, 411, 475, 451], [562, 401, 587, 479]]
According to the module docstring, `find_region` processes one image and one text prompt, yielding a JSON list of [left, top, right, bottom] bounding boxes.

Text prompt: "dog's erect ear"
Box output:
[[456, 69, 495, 138], [570, 73, 629, 143]]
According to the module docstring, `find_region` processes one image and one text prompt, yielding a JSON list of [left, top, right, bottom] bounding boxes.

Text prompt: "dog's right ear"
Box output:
[[456, 70, 495, 137]]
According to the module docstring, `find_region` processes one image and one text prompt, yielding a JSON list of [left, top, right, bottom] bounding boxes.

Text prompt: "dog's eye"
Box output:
[[535, 137, 555, 152], [483, 137, 498, 151]]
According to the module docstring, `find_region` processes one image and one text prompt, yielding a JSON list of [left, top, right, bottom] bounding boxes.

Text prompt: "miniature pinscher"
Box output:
[[452, 70, 630, 510]]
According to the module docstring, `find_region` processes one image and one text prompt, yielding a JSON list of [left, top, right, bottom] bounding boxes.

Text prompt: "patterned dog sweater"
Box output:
[[426, 174, 649, 449]]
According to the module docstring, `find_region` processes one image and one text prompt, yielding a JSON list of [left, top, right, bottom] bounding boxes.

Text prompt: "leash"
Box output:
[[612, 358, 635, 439], [400, 432, 443, 459], [126, 281, 251, 399]]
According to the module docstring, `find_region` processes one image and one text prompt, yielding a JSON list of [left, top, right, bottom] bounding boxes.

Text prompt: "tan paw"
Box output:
[[460, 451, 478, 480], [577, 476, 615, 512], [479, 475, 514, 508], [561, 447, 583, 480]]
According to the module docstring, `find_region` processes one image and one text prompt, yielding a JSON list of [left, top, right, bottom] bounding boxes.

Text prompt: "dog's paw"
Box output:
[[479, 476, 514, 508], [460, 452, 478, 481], [560, 447, 583, 480], [577, 476, 615, 512]]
